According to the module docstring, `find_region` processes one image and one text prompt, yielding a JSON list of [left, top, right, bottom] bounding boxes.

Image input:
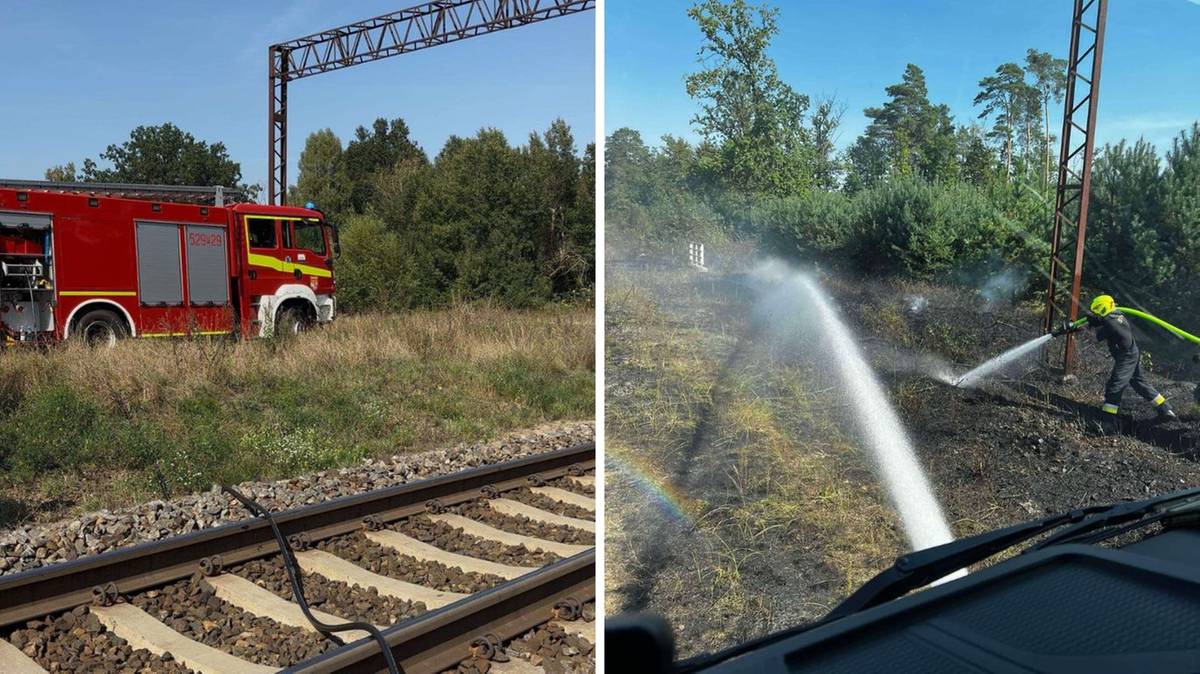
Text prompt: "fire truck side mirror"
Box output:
[[324, 257, 333, 269]]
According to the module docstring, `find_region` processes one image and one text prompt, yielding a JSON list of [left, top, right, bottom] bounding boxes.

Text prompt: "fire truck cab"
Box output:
[[0, 180, 337, 345]]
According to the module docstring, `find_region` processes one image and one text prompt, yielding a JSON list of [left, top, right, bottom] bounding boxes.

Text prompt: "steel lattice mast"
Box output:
[[1043, 0, 1108, 373], [268, 0, 594, 205]]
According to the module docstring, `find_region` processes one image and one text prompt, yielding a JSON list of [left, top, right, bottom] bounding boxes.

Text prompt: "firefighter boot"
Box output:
[[1091, 404, 1121, 434]]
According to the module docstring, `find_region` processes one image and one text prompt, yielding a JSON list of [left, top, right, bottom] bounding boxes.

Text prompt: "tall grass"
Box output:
[[0, 303, 593, 514]]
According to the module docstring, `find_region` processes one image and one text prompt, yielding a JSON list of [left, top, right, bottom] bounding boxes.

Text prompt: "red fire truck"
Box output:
[[0, 180, 338, 345]]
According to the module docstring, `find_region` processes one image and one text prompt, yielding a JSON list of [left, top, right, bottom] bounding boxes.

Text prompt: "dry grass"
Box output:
[[715, 365, 905, 597], [0, 303, 594, 522], [2, 304, 592, 401], [605, 270, 905, 652]]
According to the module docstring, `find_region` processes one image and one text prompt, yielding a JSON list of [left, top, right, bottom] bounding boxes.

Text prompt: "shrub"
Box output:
[[1, 385, 103, 476], [335, 213, 413, 313], [756, 190, 854, 261]]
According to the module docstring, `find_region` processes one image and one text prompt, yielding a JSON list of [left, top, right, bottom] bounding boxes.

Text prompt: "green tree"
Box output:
[[809, 96, 845, 191], [80, 123, 256, 197], [44, 162, 77, 182], [568, 141, 597, 293], [657, 135, 698, 193], [685, 0, 810, 197], [957, 124, 999, 186], [1162, 123, 1200, 283], [844, 132, 889, 193], [527, 119, 591, 294], [291, 129, 352, 217], [604, 128, 656, 243], [974, 63, 1035, 179], [344, 118, 427, 212], [1086, 139, 1171, 290], [333, 213, 410, 312], [846, 65, 957, 189], [1024, 49, 1067, 190], [409, 129, 549, 306], [368, 157, 446, 309], [605, 128, 653, 187]]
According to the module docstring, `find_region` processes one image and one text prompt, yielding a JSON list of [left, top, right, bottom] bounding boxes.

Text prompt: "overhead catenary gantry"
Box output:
[[267, 0, 595, 205], [1043, 0, 1108, 373]]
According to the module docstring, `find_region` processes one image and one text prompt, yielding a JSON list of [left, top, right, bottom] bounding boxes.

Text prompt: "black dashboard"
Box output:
[[611, 527, 1200, 673]]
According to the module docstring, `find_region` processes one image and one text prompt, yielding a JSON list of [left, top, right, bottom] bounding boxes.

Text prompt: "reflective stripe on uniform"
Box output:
[[1153, 394, 1166, 406], [1102, 403, 1119, 414]]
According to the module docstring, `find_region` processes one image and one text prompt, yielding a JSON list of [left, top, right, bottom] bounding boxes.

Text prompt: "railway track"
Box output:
[[0, 443, 596, 673]]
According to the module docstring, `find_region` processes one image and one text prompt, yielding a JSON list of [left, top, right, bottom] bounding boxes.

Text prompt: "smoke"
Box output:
[[978, 267, 1028, 306]]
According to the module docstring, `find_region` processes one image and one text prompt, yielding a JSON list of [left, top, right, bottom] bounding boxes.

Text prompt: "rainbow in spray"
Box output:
[[605, 454, 692, 523]]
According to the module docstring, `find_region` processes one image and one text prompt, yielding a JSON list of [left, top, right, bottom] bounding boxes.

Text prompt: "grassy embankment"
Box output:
[[0, 304, 593, 524]]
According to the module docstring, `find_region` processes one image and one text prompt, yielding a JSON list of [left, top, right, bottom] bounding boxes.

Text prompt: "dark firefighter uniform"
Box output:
[[1084, 295, 1176, 419]]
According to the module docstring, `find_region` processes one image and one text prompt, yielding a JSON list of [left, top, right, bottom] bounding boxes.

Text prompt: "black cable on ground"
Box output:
[[221, 484, 402, 674]]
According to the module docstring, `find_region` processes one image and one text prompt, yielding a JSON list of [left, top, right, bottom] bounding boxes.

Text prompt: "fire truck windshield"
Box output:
[[293, 219, 326, 256]]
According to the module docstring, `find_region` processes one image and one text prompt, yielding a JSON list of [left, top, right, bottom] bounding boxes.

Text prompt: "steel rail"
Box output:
[[285, 550, 595, 674], [0, 442, 593, 627]]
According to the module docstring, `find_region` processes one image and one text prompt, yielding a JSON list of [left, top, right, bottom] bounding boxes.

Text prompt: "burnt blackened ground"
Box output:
[[831, 274, 1200, 537], [605, 264, 1200, 659]]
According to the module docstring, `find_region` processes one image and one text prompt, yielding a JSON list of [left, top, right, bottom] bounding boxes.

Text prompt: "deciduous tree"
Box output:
[[685, 0, 810, 197], [291, 129, 352, 217], [344, 118, 427, 212], [44, 163, 76, 182], [79, 123, 256, 198]]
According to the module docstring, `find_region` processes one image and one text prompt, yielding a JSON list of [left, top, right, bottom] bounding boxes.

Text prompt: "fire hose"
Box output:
[[1051, 308, 1200, 346]]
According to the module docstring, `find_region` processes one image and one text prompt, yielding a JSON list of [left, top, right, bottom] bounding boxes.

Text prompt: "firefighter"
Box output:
[[1083, 294, 1177, 425]]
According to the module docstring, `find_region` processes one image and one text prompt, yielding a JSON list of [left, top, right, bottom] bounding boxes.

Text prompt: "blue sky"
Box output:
[[0, 1, 594, 189], [607, 0, 1200, 154]]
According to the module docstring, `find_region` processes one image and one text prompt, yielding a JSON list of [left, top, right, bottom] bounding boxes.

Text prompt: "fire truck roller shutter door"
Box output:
[[185, 225, 228, 305], [0, 212, 51, 230], [135, 223, 183, 306]]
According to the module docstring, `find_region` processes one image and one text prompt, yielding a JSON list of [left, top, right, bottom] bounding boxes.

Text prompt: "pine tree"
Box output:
[[974, 63, 1035, 180], [1024, 49, 1068, 191]]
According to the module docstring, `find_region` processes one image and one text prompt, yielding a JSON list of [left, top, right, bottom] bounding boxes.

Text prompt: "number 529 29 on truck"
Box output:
[[0, 180, 338, 346]]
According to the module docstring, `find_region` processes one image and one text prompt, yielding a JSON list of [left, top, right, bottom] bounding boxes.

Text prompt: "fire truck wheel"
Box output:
[[277, 306, 311, 337], [76, 309, 128, 347]]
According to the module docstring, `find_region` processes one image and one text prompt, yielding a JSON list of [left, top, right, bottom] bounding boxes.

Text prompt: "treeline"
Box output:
[[49, 118, 595, 312], [291, 119, 595, 311], [609, 0, 1200, 310]]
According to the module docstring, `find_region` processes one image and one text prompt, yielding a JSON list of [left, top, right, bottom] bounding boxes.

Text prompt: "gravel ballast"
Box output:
[[502, 487, 595, 521], [316, 533, 502, 594], [454, 502, 593, 545], [0, 422, 592, 577], [397, 516, 561, 567], [6, 605, 197, 673], [231, 558, 425, 626], [549, 474, 596, 496], [453, 604, 596, 674], [131, 578, 333, 668]]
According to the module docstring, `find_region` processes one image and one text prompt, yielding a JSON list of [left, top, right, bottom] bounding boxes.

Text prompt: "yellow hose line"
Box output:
[[1117, 306, 1200, 345]]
